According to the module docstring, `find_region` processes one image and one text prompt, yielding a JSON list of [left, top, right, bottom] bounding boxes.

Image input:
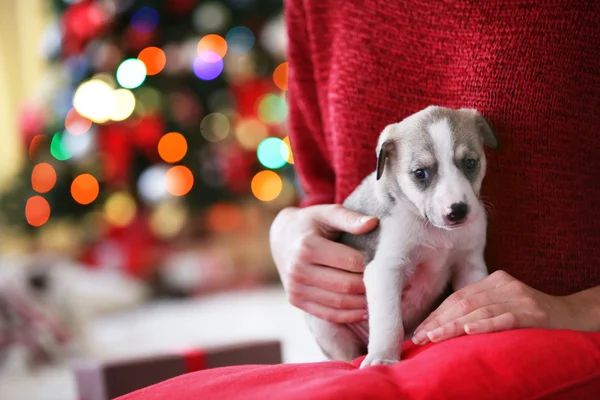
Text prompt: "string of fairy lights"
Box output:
[[23, 1, 293, 233]]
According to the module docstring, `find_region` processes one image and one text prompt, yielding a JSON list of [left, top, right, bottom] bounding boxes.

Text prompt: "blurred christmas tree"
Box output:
[[0, 0, 296, 287]]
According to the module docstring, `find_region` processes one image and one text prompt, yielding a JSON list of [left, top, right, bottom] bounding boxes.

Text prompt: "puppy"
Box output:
[[305, 106, 499, 368]]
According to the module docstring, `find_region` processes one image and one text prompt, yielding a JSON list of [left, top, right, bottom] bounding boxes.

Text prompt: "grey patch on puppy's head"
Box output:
[[375, 106, 498, 230]]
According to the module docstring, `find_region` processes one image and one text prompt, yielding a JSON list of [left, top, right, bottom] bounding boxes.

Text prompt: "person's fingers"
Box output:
[[302, 235, 366, 273], [290, 283, 367, 310], [418, 304, 510, 344], [414, 271, 513, 334], [301, 301, 367, 324], [290, 263, 365, 294], [413, 287, 513, 344], [311, 205, 379, 235], [464, 312, 517, 335]]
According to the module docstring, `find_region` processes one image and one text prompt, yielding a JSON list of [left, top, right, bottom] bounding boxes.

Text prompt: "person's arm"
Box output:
[[569, 285, 600, 331], [270, 1, 379, 324], [411, 271, 600, 345], [285, 0, 335, 207]]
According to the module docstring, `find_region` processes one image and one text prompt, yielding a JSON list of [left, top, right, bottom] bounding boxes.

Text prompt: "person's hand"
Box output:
[[270, 204, 378, 323], [412, 270, 593, 345]]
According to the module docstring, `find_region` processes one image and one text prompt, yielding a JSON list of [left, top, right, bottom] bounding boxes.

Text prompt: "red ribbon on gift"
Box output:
[[182, 349, 206, 372]]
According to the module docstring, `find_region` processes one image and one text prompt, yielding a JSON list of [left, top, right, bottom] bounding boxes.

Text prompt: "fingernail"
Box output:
[[362, 314, 369, 320], [427, 328, 444, 342], [412, 331, 427, 345], [360, 216, 374, 224], [465, 324, 478, 334]]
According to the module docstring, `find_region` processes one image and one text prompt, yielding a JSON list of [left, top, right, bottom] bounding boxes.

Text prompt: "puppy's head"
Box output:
[[376, 106, 499, 230]]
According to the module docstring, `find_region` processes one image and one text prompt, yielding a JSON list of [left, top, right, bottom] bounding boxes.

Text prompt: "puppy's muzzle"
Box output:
[[444, 202, 469, 225]]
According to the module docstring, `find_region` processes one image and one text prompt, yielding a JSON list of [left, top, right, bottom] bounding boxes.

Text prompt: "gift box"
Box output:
[[71, 340, 282, 400]]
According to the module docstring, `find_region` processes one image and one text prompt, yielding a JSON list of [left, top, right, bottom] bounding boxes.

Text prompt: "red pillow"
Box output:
[[118, 329, 600, 400]]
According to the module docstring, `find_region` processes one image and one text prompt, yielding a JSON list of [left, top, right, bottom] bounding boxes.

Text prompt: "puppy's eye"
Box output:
[[463, 158, 478, 171], [413, 168, 429, 181]]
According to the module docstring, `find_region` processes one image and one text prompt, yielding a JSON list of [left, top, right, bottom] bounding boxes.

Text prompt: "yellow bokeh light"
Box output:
[[282, 136, 294, 164], [149, 200, 188, 239], [73, 79, 115, 124], [92, 73, 117, 88], [110, 89, 136, 121], [234, 119, 268, 150], [251, 170, 282, 202], [104, 191, 137, 227]]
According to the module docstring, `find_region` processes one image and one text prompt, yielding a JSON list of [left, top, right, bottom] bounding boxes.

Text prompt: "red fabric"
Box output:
[[117, 329, 600, 400], [286, 0, 600, 297]]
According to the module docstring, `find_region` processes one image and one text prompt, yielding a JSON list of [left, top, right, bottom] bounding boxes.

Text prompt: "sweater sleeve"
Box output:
[[285, 0, 336, 207]]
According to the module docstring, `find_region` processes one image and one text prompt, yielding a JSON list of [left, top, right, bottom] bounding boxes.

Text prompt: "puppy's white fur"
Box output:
[[305, 106, 498, 368]]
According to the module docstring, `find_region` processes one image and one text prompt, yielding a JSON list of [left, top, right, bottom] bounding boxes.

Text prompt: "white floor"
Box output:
[[0, 285, 324, 400]]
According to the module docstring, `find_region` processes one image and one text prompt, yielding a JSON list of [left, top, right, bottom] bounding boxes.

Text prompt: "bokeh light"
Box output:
[[92, 72, 117, 88], [205, 202, 243, 233], [166, 166, 194, 196], [234, 119, 268, 150], [134, 86, 162, 115], [104, 191, 137, 227], [71, 174, 100, 205], [158, 132, 188, 163], [31, 163, 57, 194], [110, 88, 136, 121], [223, 52, 256, 82], [193, 52, 224, 80], [149, 200, 188, 239], [197, 34, 227, 58], [131, 6, 159, 34], [62, 129, 95, 159], [116, 58, 147, 89], [265, 177, 296, 209], [26, 196, 51, 227], [138, 165, 169, 204], [257, 137, 287, 169], [273, 62, 289, 91], [65, 109, 92, 136], [257, 94, 288, 125], [29, 135, 47, 160], [200, 113, 230, 142], [251, 170, 282, 202], [137, 46, 166, 75], [50, 132, 72, 161], [73, 79, 115, 123], [282, 136, 294, 164], [226, 26, 255, 53], [193, 2, 230, 32]]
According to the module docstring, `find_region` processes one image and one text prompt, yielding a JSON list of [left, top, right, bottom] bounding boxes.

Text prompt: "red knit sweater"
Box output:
[[285, 0, 600, 296]]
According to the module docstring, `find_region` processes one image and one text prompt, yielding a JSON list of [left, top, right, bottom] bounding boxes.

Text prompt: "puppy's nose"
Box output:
[[445, 202, 469, 224]]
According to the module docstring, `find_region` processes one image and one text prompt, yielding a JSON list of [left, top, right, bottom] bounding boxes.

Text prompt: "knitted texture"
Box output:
[[285, 0, 600, 295]]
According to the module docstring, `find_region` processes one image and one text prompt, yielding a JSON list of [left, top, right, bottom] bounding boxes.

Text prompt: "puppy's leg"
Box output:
[[360, 227, 408, 368], [304, 313, 364, 361], [452, 251, 488, 291]]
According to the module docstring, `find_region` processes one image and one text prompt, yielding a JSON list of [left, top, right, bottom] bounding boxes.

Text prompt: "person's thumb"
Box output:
[[313, 205, 378, 234]]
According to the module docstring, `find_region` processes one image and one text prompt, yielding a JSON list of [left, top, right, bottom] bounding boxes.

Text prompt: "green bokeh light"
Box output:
[[50, 132, 72, 161], [257, 137, 287, 169], [257, 94, 288, 125]]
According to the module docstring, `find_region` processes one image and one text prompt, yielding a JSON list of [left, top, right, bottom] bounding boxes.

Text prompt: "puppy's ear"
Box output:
[[475, 114, 500, 151], [376, 124, 396, 180]]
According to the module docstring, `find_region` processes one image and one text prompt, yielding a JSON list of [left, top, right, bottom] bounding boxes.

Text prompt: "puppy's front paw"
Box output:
[[360, 354, 399, 369]]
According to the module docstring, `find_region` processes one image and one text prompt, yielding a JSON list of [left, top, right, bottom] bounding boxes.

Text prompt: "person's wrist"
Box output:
[[563, 290, 600, 332]]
